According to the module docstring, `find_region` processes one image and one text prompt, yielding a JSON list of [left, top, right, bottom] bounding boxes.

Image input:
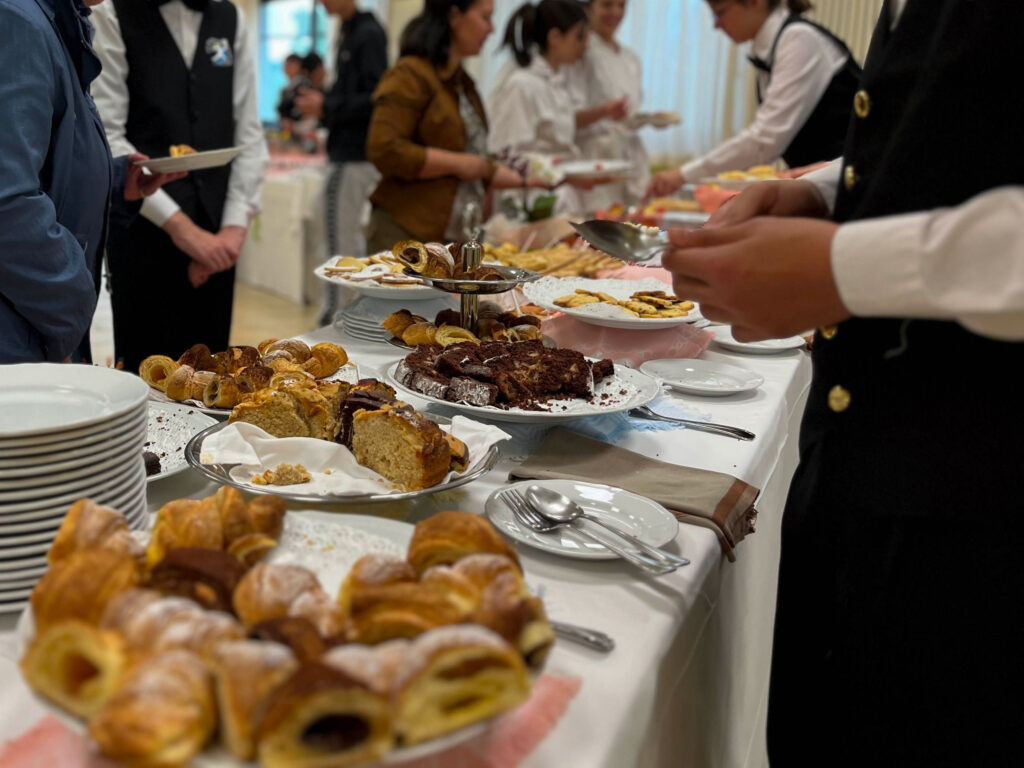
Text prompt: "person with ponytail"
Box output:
[[566, 0, 651, 208], [486, 0, 599, 215], [365, 0, 534, 248], [648, 0, 861, 197]]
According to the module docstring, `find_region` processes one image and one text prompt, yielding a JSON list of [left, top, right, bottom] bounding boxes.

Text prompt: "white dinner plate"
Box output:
[[624, 111, 682, 129], [386, 360, 660, 423], [0, 423, 145, 480], [314, 259, 439, 299], [639, 358, 764, 396], [523, 276, 703, 330], [145, 402, 218, 483], [485, 479, 678, 560], [0, 433, 145, 491], [0, 364, 148, 439], [558, 159, 633, 179], [0, 410, 147, 468], [711, 326, 807, 355], [0, 459, 146, 522], [0, 407, 145, 457], [134, 146, 242, 173]]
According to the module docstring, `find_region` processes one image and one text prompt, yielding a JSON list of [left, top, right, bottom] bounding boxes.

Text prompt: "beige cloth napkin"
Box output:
[[508, 429, 759, 561]]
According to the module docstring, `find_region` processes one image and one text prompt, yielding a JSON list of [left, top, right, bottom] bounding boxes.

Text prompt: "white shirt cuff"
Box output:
[[141, 190, 181, 229], [220, 200, 252, 230], [801, 160, 841, 213], [681, 159, 710, 184]]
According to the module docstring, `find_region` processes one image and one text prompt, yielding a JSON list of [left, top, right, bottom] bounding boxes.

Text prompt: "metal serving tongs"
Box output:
[[570, 219, 669, 266]]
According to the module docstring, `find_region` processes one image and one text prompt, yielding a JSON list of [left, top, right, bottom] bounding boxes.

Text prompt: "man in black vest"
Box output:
[[294, 0, 387, 326], [664, 1, 1023, 765], [91, 0, 268, 372]]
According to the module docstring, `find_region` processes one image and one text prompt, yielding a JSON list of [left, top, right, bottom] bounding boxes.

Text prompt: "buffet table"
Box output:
[[0, 326, 810, 768]]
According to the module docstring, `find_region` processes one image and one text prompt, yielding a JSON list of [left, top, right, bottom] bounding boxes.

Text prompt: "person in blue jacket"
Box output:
[[0, 0, 180, 364]]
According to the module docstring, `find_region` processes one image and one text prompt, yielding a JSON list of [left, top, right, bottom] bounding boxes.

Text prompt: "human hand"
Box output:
[[705, 180, 830, 229], [646, 168, 685, 199], [164, 212, 234, 272], [217, 226, 248, 264], [662, 217, 848, 341], [123, 153, 186, 201], [294, 87, 324, 119], [188, 260, 212, 288], [456, 154, 492, 181], [603, 97, 629, 122]]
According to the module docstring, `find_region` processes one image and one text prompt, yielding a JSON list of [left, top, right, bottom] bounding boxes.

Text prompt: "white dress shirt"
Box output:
[[681, 6, 848, 181], [90, 0, 268, 230], [803, 0, 1024, 340]]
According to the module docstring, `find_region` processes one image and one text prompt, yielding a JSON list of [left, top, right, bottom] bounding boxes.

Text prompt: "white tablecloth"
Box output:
[[0, 326, 811, 768]]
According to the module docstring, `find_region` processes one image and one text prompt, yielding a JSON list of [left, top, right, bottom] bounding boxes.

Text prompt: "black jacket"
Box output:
[[325, 11, 387, 163]]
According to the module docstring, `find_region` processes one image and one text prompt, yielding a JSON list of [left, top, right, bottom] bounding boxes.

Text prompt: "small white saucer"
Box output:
[[711, 326, 806, 355], [640, 358, 764, 396]]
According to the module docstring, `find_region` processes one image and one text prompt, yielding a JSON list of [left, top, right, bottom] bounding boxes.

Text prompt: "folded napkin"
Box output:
[[540, 315, 712, 366], [201, 419, 510, 496], [509, 429, 759, 561]]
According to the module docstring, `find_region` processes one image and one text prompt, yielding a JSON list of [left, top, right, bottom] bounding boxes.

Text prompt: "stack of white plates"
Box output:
[[0, 364, 150, 613], [338, 295, 457, 345]]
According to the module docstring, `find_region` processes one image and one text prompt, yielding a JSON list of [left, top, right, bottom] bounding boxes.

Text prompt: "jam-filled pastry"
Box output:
[[256, 649, 394, 768], [146, 547, 248, 612], [391, 625, 530, 745], [210, 640, 299, 760], [406, 510, 521, 576], [47, 498, 144, 567], [20, 619, 126, 718], [89, 649, 216, 768], [31, 548, 139, 633]]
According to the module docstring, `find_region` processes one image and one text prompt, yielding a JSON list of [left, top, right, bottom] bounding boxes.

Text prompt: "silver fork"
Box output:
[[629, 405, 755, 441], [502, 489, 676, 576]]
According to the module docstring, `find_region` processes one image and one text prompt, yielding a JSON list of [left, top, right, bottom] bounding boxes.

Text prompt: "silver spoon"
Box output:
[[629, 405, 756, 441], [525, 485, 690, 567], [571, 220, 669, 265]]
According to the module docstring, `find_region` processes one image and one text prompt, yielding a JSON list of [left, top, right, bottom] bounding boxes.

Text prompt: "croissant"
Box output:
[[210, 640, 299, 760], [401, 322, 437, 347], [237, 363, 273, 392], [250, 617, 327, 663], [391, 625, 530, 746], [47, 498, 144, 567], [510, 324, 542, 341], [20, 619, 127, 717], [265, 339, 312, 364], [31, 549, 139, 633], [203, 373, 242, 408], [223, 345, 261, 373], [406, 511, 521, 576], [434, 309, 462, 328], [302, 342, 348, 378], [189, 369, 217, 401], [177, 343, 213, 368], [337, 555, 417, 615], [269, 369, 314, 389], [475, 317, 506, 340], [146, 547, 248, 612], [139, 355, 179, 392], [257, 338, 280, 355], [164, 364, 195, 401], [345, 581, 462, 644], [233, 563, 326, 630], [382, 309, 416, 339], [471, 569, 554, 669], [245, 494, 288, 540], [435, 324, 479, 347], [89, 650, 216, 768], [288, 590, 348, 641], [228, 533, 279, 568], [394, 240, 429, 272], [146, 497, 224, 568]]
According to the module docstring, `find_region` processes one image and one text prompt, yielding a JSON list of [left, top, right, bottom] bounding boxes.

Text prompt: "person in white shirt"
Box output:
[[90, 0, 268, 371], [648, 0, 860, 197], [664, 1, 1024, 764], [486, 0, 592, 216], [566, 0, 649, 207]]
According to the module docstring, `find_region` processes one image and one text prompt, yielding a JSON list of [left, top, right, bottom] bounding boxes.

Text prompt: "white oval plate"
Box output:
[[523, 277, 703, 330], [485, 479, 678, 560], [0, 364, 148, 439], [711, 326, 806, 355], [145, 402, 218, 483], [558, 159, 633, 179], [314, 259, 439, 299], [386, 360, 660, 424], [639, 358, 764, 396], [134, 146, 242, 173]]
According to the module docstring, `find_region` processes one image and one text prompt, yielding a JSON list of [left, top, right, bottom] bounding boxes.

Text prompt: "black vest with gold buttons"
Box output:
[[112, 0, 236, 228]]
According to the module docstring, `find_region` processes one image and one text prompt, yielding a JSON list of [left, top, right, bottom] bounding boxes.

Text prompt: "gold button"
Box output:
[[844, 165, 859, 191], [820, 325, 838, 339], [828, 385, 851, 413], [854, 89, 871, 119]]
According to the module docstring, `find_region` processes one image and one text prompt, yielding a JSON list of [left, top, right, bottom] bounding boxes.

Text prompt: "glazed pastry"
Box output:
[[89, 649, 216, 768], [351, 405, 451, 491], [400, 322, 437, 347], [303, 342, 348, 378], [256, 655, 393, 768], [391, 625, 530, 745], [189, 369, 217, 401], [177, 343, 214, 369], [31, 549, 139, 632], [382, 310, 416, 339], [263, 353, 302, 371], [434, 325, 479, 347], [47, 498, 144, 567], [257, 338, 280, 355], [233, 563, 326, 630], [265, 339, 312, 364], [139, 355, 179, 392], [250, 617, 327, 663], [146, 497, 224, 568], [269, 369, 314, 389], [210, 640, 299, 760], [337, 554, 417, 614], [146, 547, 248, 612], [202, 374, 242, 408], [20, 619, 127, 717], [406, 511, 521, 576], [345, 581, 462, 645], [237, 363, 274, 392], [218, 345, 261, 373], [164, 364, 195, 401]]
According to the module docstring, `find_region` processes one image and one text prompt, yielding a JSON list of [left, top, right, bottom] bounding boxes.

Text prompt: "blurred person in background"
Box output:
[[365, 0, 541, 249], [567, 0, 648, 208], [0, 0, 181, 364], [648, 0, 861, 197], [91, 0, 269, 372], [295, 0, 388, 326], [277, 52, 305, 134]]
